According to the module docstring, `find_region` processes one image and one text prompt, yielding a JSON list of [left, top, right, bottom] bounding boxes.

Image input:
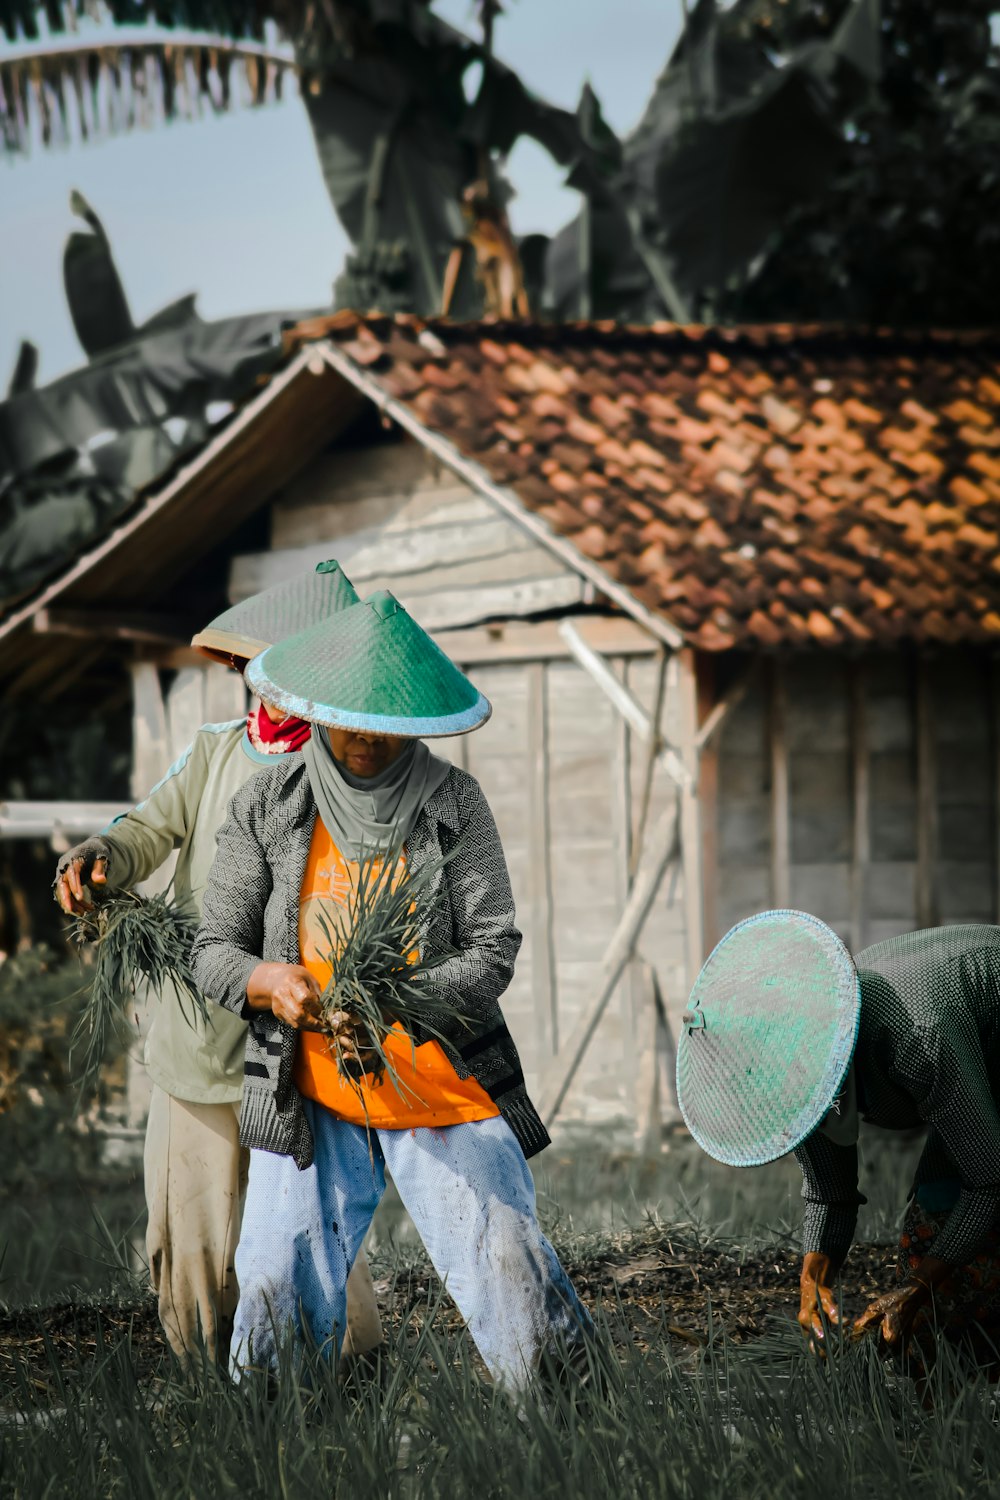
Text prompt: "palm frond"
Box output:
[[1, 30, 296, 154]]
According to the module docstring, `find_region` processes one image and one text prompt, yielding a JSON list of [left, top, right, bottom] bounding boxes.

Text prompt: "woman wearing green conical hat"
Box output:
[[53, 562, 383, 1370], [192, 591, 596, 1390], [676, 912, 1000, 1375]]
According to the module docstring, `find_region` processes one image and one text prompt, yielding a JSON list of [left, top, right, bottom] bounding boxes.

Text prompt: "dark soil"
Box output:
[[0, 1229, 900, 1401]]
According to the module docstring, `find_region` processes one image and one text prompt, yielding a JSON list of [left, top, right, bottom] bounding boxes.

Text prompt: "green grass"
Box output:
[[2, 1298, 998, 1500], [3, 1127, 991, 1500]]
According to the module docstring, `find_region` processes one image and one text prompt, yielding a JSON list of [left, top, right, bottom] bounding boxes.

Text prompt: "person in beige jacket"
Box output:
[[54, 562, 383, 1369]]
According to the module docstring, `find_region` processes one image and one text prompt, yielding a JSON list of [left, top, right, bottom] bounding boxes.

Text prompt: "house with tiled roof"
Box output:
[[4, 313, 1000, 1137]]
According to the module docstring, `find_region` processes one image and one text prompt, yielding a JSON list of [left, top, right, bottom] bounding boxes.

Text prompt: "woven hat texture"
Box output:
[[191, 560, 360, 662], [245, 589, 491, 737], [676, 909, 861, 1167]]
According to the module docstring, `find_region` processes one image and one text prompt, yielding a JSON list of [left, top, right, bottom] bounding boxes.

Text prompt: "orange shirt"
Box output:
[[294, 820, 499, 1129]]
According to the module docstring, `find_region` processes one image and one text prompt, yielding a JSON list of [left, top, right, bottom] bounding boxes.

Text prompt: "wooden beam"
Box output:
[[33, 607, 197, 647], [849, 660, 870, 952], [527, 664, 559, 1060], [613, 658, 646, 1086], [130, 662, 169, 801], [697, 654, 721, 955], [677, 648, 705, 982], [915, 657, 938, 928], [632, 962, 662, 1157], [538, 795, 681, 1128], [0, 801, 130, 839], [318, 342, 687, 652], [694, 660, 758, 752], [559, 619, 656, 741], [653, 967, 682, 1124], [437, 614, 663, 666], [630, 648, 668, 878], [993, 660, 1000, 926], [559, 620, 691, 789], [769, 658, 791, 908]]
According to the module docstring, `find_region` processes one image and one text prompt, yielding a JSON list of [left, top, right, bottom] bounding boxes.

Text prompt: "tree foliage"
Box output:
[[716, 0, 1000, 323]]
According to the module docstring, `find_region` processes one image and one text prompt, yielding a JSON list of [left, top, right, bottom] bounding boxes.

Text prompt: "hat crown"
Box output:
[[245, 592, 491, 738], [367, 590, 402, 623], [192, 559, 359, 659]]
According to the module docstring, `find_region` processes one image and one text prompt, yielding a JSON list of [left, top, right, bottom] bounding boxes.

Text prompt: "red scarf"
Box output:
[[247, 704, 312, 755]]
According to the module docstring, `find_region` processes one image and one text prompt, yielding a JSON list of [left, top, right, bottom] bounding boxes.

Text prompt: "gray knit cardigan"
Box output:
[[191, 757, 550, 1169]]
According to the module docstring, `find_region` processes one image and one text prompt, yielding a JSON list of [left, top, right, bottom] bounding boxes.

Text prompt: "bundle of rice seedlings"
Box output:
[[70, 888, 206, 1092], [314, 844, 469, 1100]]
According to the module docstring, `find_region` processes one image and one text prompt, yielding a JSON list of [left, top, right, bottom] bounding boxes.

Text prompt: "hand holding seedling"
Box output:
[[55, 837, 112, 914], [851, 1255, 951, 1349], [798, 1252, 841, 1355], [325, 1007, 384, 1077], [246, 962, 325, 1030]]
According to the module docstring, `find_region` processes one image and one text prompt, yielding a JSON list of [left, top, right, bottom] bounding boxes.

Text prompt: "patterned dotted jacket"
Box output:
[[795, 924, 1000, 1267], [192, 757, 549, 1170]]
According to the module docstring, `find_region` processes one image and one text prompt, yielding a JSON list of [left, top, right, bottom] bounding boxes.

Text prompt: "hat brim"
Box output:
[[676, 909, 861, 1168], [191, 627, 271, 663], [244, 655, 491, 737]]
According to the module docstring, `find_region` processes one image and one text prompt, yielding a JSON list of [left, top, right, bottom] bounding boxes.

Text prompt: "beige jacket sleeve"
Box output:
[[102, 732, 212, 889]]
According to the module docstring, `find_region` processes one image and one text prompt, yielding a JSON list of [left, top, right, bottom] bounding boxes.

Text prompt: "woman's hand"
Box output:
[[798, 1252, 841, 1356], [54, 837, 112, 914], [327, 1008, 382, 1073], [246, 963, 324, 1030], [851, 1256, 951, 1349]]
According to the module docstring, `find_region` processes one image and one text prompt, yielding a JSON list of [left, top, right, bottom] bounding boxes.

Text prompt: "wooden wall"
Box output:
[[711, 652, 997, 955], [228, 435, 587, 630]]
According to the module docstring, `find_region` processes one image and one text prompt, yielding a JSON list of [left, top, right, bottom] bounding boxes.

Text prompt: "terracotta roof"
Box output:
[[287, 313, 1000, 652]]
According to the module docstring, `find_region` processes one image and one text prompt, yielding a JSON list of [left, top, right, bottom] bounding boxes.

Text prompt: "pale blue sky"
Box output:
[[1, 1, 679, 387]]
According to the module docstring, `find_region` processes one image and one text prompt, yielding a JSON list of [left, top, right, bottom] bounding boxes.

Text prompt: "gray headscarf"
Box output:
[[302, 730, 451, 860]]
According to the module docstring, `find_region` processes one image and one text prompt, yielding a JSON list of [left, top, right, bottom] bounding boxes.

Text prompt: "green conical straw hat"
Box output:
[[676, 910, 861, 1168], [191, 560, 360, 663], [245, 590, 491, 737]]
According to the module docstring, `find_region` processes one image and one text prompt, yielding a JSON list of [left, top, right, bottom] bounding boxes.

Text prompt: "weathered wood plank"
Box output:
[[130, 662, 168, 800], [274, 487, 494, 548], [769, 658, 790, 908], [435, 614, 662, 666], [538, 798, 681, 1126], [994, 660, 1000, 925], [915, 657, 938, 928], [866, 862, 917, 920], [612, 659, 647, 1081], [33, 606, 196, 646], [696, 653, 720, 953], [632, 962, 661, 1156], [677, 649, 704, 982], [527, 664, 559, 1060], [630, 649, 667, 876], [402, 576, 588, 632], [232, 517, 544, 596], [203, 663, 248, 724], [850, 660, 870, 951], [166, 668, 207, 763], [0, 801, 131, 838]]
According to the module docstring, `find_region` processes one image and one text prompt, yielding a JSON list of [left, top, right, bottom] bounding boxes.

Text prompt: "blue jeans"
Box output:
[[233, 1101, 593, 1391]]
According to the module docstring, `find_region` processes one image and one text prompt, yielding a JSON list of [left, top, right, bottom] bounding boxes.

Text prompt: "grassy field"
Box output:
[[3, 1124, 999, 1499]]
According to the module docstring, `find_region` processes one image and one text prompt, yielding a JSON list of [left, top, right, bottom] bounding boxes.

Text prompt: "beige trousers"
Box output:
[[144, 1086, 384, 1363]]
